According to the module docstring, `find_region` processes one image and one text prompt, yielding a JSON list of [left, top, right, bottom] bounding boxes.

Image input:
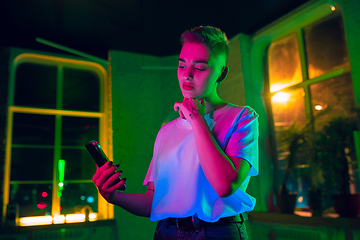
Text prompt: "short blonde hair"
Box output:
[[180, 26, 229, 64]]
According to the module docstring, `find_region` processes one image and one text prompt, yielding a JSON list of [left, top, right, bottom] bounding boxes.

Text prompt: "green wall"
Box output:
[[110, 50, 181, 239]]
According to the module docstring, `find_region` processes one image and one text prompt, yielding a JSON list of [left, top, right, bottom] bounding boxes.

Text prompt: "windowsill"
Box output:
[[0, 219, 116, 235], [248, 211, 360, 229]]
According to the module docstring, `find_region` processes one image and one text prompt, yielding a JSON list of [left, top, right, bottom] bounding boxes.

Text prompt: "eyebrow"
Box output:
[[179, 58, 209, 65]]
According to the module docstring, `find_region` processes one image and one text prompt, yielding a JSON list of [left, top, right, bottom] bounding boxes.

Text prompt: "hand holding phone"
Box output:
[[85, 140, 126, 190]]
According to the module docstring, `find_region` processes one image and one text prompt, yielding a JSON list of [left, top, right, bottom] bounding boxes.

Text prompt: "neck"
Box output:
[[201, 95, 227, 115]]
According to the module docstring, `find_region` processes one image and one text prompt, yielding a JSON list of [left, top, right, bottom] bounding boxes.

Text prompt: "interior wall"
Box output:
[[217, 35, 246, 106], [110, 50, 182, 239], [340, 0, 360, 106]]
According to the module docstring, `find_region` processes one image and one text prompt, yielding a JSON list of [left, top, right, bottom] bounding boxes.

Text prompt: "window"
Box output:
[[267, 12, 357, 207], [3, 53, 111, 226]]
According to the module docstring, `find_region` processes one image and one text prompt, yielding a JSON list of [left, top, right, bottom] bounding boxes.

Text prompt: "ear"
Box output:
[[217, 66, 229, 84]]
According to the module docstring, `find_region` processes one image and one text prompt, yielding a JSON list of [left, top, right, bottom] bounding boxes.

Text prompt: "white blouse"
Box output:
[[143, 104, 259, 222]]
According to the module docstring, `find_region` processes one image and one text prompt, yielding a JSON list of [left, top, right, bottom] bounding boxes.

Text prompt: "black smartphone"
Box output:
[[85, 140, 126, 190]]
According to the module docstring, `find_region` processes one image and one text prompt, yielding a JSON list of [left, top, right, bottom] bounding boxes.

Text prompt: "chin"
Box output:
[[181, 92, 194, 98]]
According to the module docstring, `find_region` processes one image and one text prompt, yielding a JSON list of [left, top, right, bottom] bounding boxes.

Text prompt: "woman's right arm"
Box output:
[[92, 161, 154, 218]]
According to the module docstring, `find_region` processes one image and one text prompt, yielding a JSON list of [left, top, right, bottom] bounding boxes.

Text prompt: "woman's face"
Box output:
[[177, 42, 223, 100]]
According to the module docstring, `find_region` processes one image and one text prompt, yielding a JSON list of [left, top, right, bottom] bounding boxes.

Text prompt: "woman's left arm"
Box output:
[[191, 115, 250, 198], [174, 98, 251, 198]]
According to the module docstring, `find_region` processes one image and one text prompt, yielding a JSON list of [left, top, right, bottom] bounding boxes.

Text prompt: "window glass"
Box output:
[[14, 63, 57, 108], [62, 116, 99, 146], [271, 88, 306, 166], [11, 148, 53, 181], [12, 113, 55, 146], [63, 68, 100, 111], [7, 54, 107, 224], [60, 183, 98, 215], [61, 149, 96, 180], [10, 183, 53, 218], [304, 13, 350, 79], [310, 73, 356, 131], [268, 33, 302, 92]]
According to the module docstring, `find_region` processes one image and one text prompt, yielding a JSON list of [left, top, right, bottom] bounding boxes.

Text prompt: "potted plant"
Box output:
[[276, 113, 328, 216], [276, 122, 316, 214], [314, 116, 360, 218]]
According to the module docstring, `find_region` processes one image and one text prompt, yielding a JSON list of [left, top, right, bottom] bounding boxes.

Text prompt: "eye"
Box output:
[[178, 65, 185, 69], [196, 68, 206, 71]]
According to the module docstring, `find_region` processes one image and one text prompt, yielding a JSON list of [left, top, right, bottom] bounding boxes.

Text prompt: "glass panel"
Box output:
[[14, 63, 57, 108], [304, 13, 350, 79], [62, 117, 99, 146], [310, 73, 356, 131], [11, 148, 53, 181], [268, 33, 302, 92], [10, 183, 53, 218], [271, 88, 306, 167], [60, 183, 98, 215], [61, 149, 96, 180], [63, 68, 100, 111], [12, 113, 55, 145]]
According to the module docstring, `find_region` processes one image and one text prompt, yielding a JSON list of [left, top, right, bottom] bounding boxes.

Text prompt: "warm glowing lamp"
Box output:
[[314, 105, 323, 111], [271, 92, 290, 103], [19, 216, 53, 226], [53, 215, 66, 224], [65, 214, 86, 223]]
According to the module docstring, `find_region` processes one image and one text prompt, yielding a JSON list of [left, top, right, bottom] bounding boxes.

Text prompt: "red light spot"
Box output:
[[42, 192, 47, 197], [37, 202, 47, 209], [86, 125, 90, 129], [60, 207, 62, 211]]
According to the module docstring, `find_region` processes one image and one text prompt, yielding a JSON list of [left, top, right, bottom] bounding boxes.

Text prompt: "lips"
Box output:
[[182, 83, 194, 91]]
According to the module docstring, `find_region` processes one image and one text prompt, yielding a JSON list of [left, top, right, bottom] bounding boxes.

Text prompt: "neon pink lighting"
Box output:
[[37, 202, 47, 209], [42, 192, 47, 197]]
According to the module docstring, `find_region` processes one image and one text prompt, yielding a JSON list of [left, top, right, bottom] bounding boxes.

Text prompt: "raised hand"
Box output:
[[174, 98, 206, 124]]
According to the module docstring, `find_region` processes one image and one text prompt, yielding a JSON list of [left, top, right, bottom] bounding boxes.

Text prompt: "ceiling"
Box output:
[[2, 0, 310, 60]]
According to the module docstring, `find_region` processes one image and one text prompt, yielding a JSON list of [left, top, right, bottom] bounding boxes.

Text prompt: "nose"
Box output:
[[183, 68, 193, 81]]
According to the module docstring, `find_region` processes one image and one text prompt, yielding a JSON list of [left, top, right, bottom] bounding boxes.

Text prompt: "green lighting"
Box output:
[[58, 159, 65, 197]]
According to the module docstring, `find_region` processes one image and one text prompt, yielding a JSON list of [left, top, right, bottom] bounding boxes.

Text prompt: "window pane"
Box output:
[[10, 183, 53, 218], [11, 148, 53, 181], [310, 73, 356, 131], [12, 113, 55, 145], [304, 13, 350, 79], [271, 88, 306, 164], [62, 116, 99, 146], [60, 183, 98, 215], [61, 149, 96, 180], [63, 68, 100, 111], [268, 33, 302, 92], [14, 63, 57, 108]]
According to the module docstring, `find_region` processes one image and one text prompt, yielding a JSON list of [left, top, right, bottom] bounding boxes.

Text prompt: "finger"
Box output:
[[102, 171, 121, 190], [174, 102, 181, 112], [179, 110, 186, 119], [115, 169, 123, 177], [92, 161, 113, 182], [96, 165, 117, 187], [108, 178, 127, 192], [191, 98, 197, 106]]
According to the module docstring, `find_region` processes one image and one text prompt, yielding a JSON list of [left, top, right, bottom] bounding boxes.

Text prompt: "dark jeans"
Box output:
[[153, 218, 249, 240]]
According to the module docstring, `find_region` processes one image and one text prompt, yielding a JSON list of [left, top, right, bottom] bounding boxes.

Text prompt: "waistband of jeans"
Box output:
[[164, 213, 247, 230]]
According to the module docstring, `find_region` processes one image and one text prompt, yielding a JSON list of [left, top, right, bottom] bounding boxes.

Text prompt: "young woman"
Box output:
[[92, 26, 259, 240]]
